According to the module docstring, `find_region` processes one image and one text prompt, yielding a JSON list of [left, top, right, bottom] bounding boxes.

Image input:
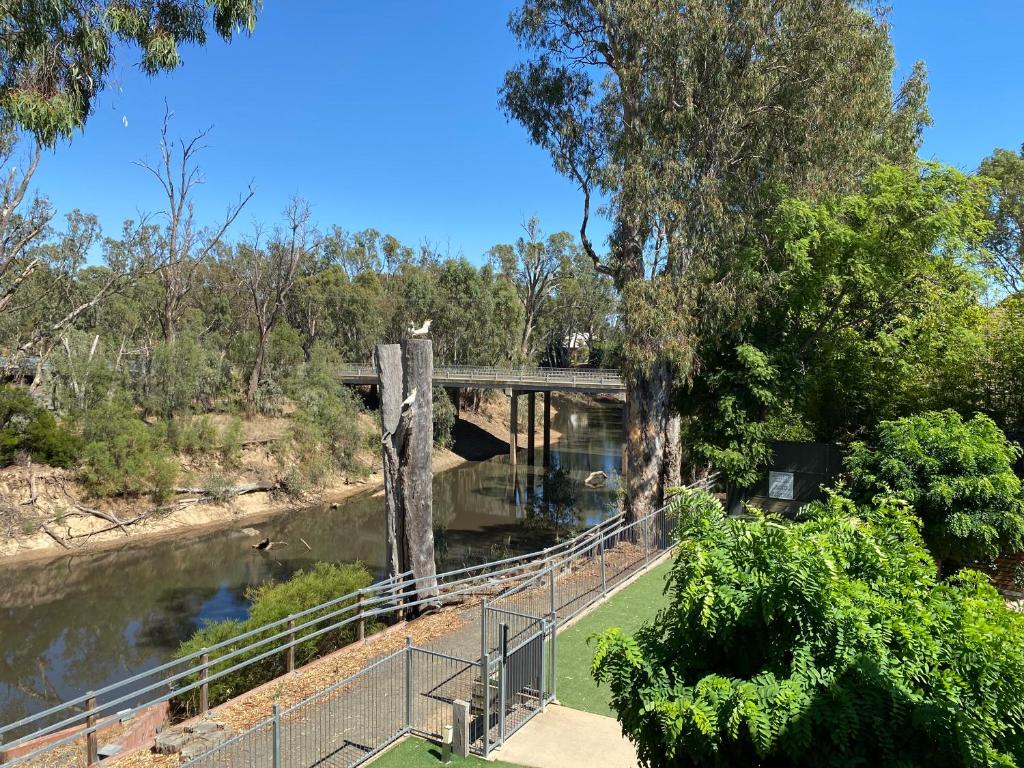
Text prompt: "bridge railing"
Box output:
[[0, 474, 717, 766], [337, 364, 624, 388]]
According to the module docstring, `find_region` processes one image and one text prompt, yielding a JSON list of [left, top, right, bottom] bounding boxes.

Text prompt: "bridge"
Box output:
[[337, 364, 624, 394], [339, 364, 626, 467]]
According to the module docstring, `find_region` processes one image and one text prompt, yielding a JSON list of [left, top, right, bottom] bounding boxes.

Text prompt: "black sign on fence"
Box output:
[[732, 441, 844, 516]]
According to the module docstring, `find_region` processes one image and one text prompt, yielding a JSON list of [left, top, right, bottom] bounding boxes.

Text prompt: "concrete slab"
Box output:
[[490, 705, 637, 768]]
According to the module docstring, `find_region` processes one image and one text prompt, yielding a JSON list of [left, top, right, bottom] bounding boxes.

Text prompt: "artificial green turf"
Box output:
[[555, 557, 675, 717], [368, 736, 524, 767]]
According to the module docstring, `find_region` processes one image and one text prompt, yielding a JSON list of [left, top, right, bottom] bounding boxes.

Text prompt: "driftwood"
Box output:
[[174, 481, 278, 496], [41, 523, 71, 549]]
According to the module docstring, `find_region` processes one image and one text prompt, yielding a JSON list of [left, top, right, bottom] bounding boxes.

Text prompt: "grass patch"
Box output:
[[556, 557, 675, 717], [368, 736, 524, 767]]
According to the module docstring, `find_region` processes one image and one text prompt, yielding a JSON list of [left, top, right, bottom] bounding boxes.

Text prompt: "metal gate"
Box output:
[[478, 607, 552, 757]]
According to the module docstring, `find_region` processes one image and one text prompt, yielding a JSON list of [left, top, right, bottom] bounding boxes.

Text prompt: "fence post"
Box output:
[[548, 564, 556, 620], [357, 591, 366, 641], [548, 565, 558, 703], [286, 620, 295, 673], [405, 636, 413, 731], [598, 535, 607, 596], [498, 624, 508, 747], [539, 619, 548, 710], [272, 703, 281, 768], [85, 693, 98, 767], [481, 651, 491, 758], [199, 652, 210, 714], [642, 513, 650, 563]]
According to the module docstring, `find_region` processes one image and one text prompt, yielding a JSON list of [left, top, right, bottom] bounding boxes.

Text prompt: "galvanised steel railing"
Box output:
[[0, 474, 717, 766], [337, 364, 625, 391]]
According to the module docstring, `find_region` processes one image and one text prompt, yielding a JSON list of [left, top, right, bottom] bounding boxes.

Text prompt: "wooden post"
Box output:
[[527, 391, 536, 466], [356, 592, 366, 641], [543, 391, 552, 468], [199, 654, 209, 714], [286, 621, 295, 673], [376, 344, 407, 582], [509, 390, 518, 465], [85, 694, 98, 767], [402, 339, 439, 607]]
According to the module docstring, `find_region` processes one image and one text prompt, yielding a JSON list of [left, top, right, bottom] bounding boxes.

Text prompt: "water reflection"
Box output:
[[0, 396, 623, 726]]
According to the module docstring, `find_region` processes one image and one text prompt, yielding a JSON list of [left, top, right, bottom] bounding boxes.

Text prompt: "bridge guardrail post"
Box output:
[[286, 621, 295, 673], [199, 653, 210, 714]]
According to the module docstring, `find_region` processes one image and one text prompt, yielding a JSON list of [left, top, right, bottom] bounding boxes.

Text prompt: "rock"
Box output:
[[184, 721, 224, 735], [97, 743, 122, 760], [153, 730, 189, 754], [240, 527, 260, 537]]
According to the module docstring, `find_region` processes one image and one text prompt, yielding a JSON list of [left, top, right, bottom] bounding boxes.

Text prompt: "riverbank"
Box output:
[[0, 392, 565, 564]]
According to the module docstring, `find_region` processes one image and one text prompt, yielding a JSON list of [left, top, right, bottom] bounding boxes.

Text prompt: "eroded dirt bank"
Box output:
[[0, 392, 566, 564]]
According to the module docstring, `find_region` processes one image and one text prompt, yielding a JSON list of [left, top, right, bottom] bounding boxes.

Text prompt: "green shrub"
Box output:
[[282, 362, 366, 489], [0, 385, 80, 467], [592, 490, 1024, 768], [77, 399, 178, 502], [174, 562, 375, 712], [432, 387, 456, 448], [139, 334, 226, 419], [219, 416, 244, 465], [846, 410, 1024, 569], [166, 415, 219, 456]]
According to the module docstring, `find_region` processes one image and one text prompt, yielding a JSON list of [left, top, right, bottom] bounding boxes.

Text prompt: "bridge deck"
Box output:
[[338, 365, 625, 393]]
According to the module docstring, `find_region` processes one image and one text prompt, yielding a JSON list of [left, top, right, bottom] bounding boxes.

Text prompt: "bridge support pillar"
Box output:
[[509, 390, 518, 465], [621, 401, 629, 476], [543, 391, 551, 468], [527, 392, 536, 466]]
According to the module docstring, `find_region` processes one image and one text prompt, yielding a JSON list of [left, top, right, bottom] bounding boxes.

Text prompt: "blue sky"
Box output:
[[28, 1, 1024, 263]]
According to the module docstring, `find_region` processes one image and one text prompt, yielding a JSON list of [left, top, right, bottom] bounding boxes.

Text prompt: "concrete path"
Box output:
[[490, 705, 637, 768]]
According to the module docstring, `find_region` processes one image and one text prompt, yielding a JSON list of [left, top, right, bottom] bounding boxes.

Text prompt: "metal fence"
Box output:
[[337, 364, 626, 391], [0, 475, 716, 767]]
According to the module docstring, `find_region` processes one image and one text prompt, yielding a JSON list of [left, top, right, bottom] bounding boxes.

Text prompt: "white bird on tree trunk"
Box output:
[[408, 319, 432, 336]]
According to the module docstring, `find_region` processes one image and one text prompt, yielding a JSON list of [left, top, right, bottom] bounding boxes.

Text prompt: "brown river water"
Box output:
[[0, 398, 624, 727]]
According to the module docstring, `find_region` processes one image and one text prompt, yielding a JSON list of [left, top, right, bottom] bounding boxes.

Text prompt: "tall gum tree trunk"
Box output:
[[624, 357, 680, 524]]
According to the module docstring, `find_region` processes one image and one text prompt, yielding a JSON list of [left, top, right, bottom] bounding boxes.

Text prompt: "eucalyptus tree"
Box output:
[[502, 0, 929, 518], [135, 109, 254, 343], [231, 199, 314, 407], [0, 0, 260, 145], [489, 217, 575, 361], [979, 145, 1024, 295]]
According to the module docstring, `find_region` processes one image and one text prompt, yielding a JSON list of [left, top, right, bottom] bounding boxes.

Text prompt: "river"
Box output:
[[0, 396, 623, 727]]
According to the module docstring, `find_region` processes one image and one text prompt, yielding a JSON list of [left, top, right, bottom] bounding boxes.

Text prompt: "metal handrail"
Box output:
[[0, 475, 718, 760]]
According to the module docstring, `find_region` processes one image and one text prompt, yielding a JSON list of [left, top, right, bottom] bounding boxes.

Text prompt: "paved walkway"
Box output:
[[491, 705, 637, 768]]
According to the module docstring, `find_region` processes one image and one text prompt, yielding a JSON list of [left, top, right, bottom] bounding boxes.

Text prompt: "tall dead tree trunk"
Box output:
[[401, 339, 439, 605], [376, 340, 439, 613], [376, 344, 406, 581]]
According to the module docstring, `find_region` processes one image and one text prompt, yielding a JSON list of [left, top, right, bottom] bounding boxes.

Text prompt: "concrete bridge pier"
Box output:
[[527, 392, 536, 466], [510, 390, 519, 465], [543, 391, 551, 468]]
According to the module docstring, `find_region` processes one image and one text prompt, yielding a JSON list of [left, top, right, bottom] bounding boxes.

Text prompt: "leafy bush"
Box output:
[[166, 415, 219, 456], [846, 410, 1024, 568], [592, 490, 1024, 768], [174, 562, 374, 712], [279, 349, 367, 491], [139, 334, 227, 418], [219, 416, 244, 465], [432, 387, 456, 448], [0, 385, 80, 467], [77, 399, 178, 502]]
